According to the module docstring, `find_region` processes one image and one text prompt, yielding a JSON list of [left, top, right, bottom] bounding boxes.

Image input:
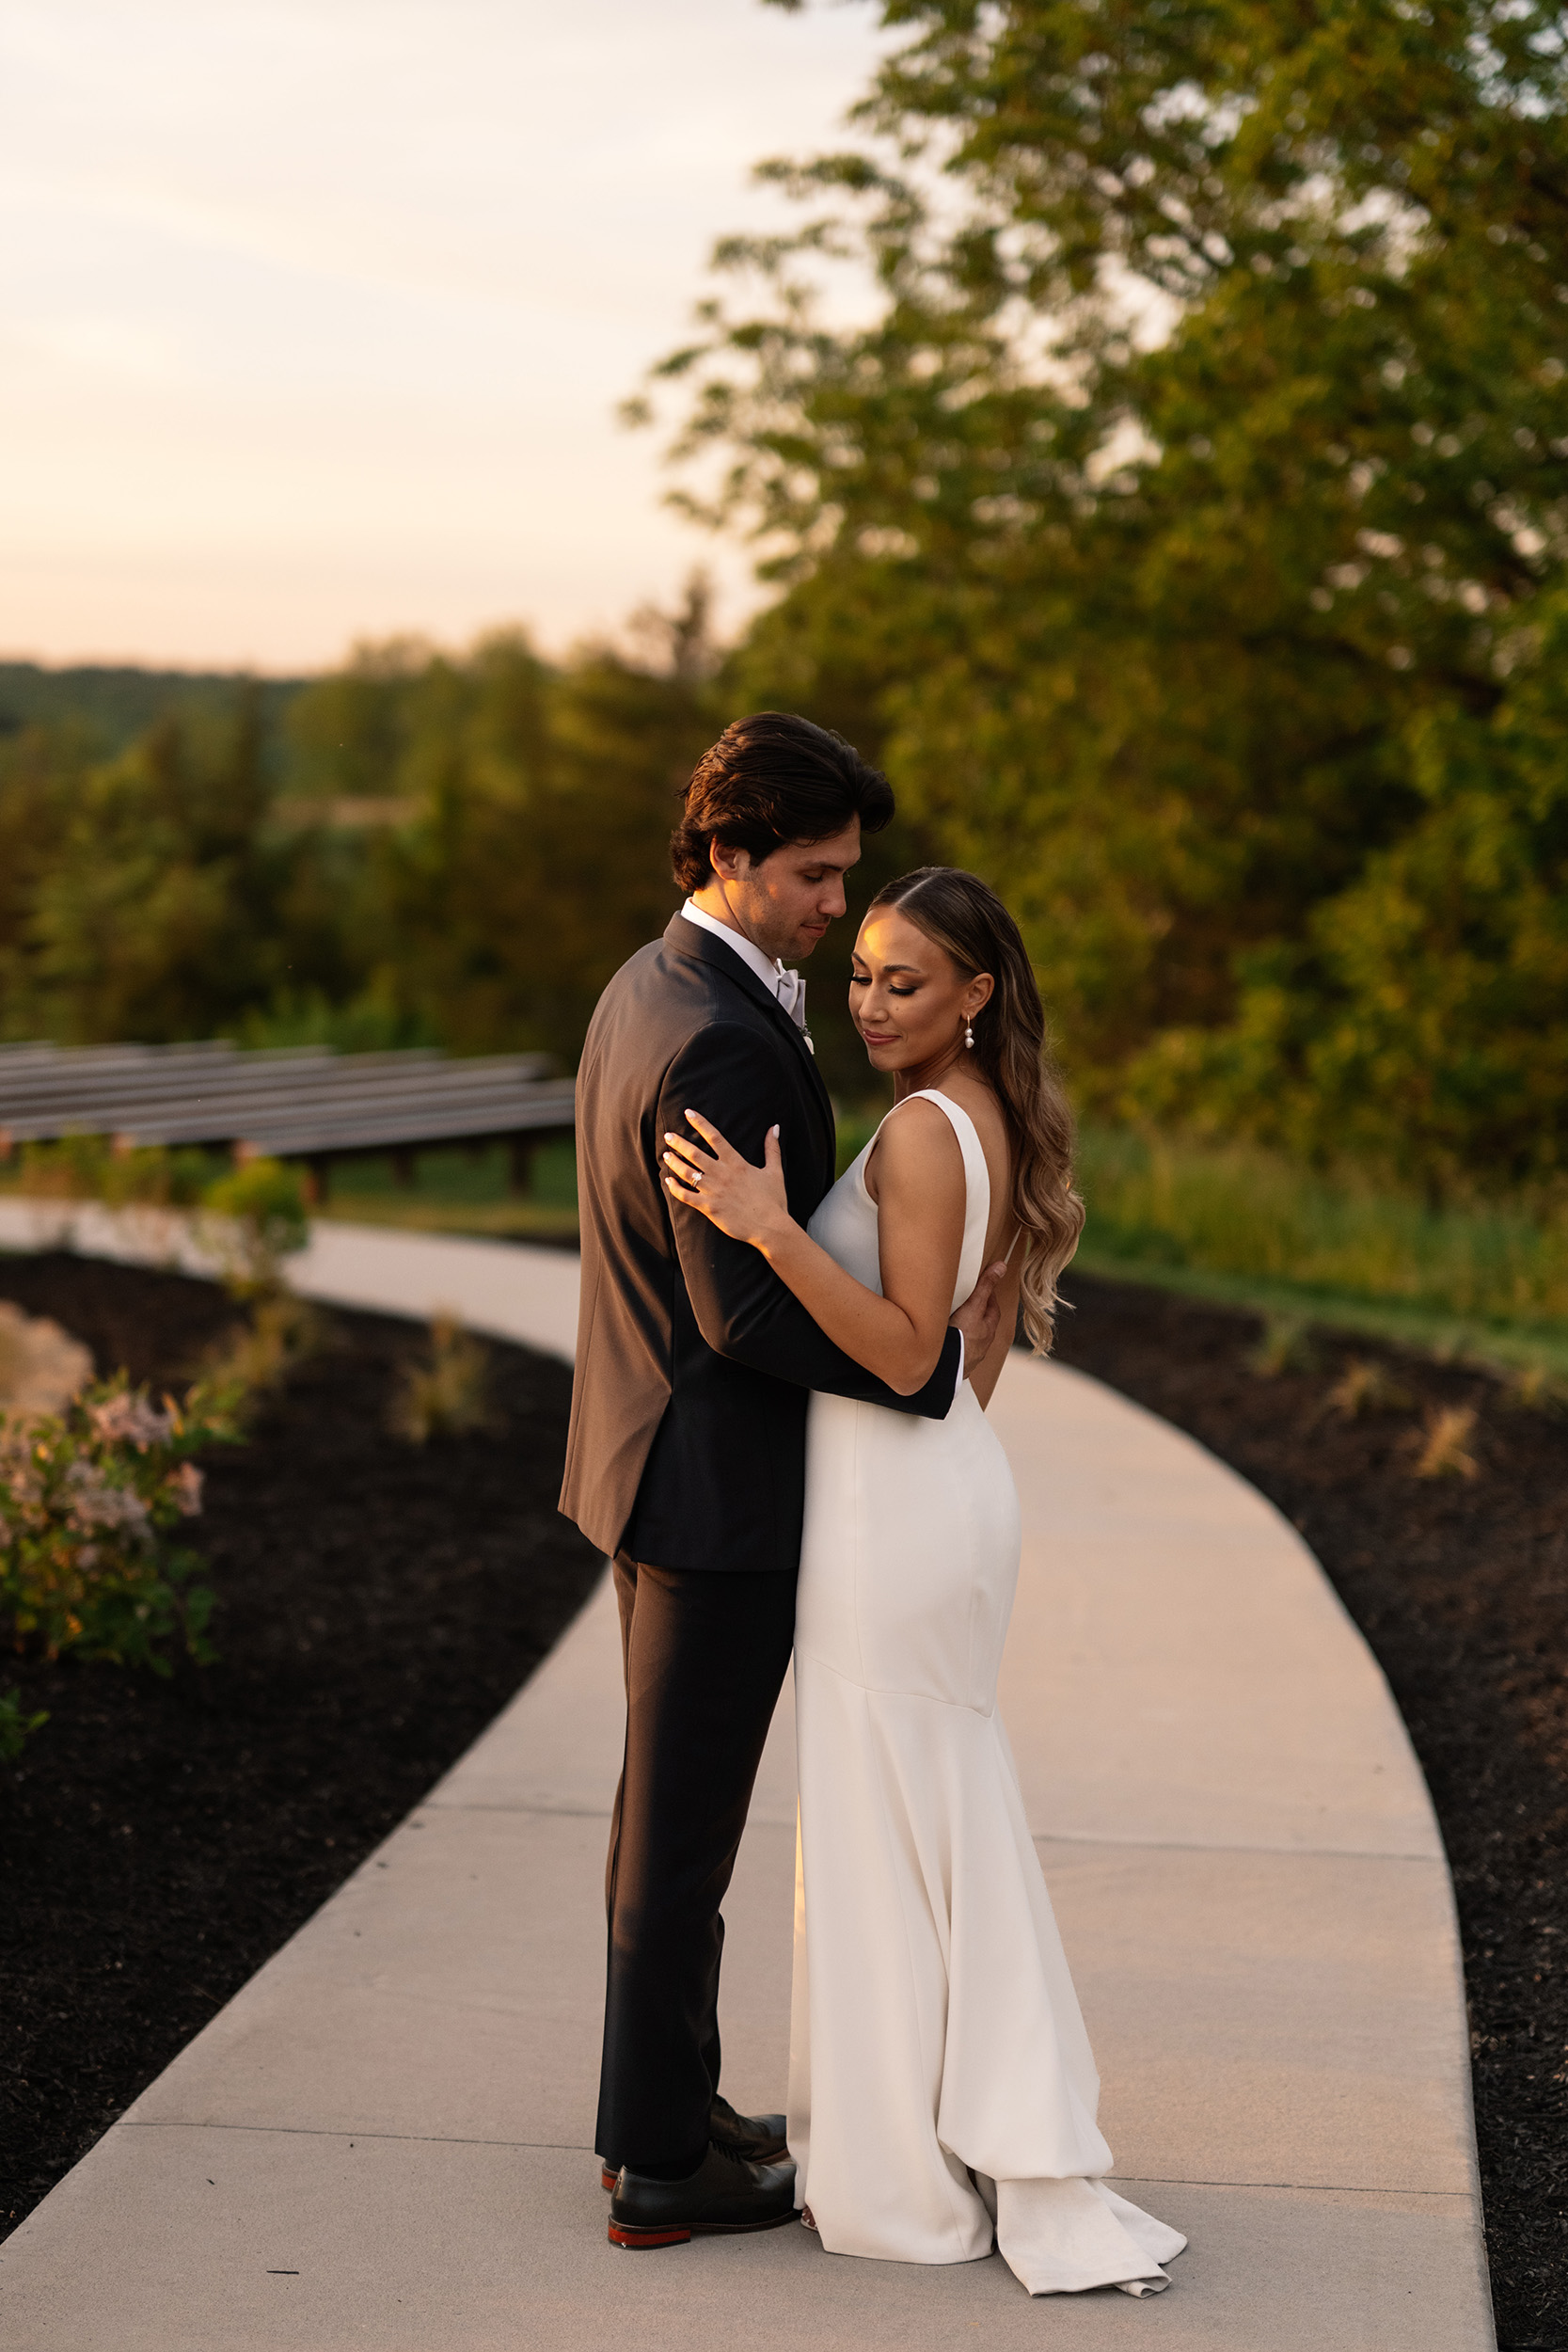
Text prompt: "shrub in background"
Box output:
[[5, 1142, 310, 1284], [12, 1135, 117, 1200], [1323, 1359, 1414, 1423], [6, 1135, 210, 1206], [1413, 1405, 1481, 1482], [199, 1292, 325, 1401], [389, 1311, 495, 1446], [0, 1685, 48, 1761], [199, 1157, 310, 1296], [102, 1145, 213, 1209], [0, 1373, 242, 1678]]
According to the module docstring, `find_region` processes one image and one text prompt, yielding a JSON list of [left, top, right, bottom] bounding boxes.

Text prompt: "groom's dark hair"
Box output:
[[671, 711, 894, 893]]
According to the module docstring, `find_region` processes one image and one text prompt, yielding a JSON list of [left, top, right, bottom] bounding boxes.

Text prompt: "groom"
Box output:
[[560, 711, 1002, 2248]]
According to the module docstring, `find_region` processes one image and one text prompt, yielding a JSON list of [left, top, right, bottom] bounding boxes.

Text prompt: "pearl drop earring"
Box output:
[[963, 1019, 974, 1050]]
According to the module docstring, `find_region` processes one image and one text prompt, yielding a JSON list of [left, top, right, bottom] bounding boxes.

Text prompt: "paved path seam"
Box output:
[[109, 2117, 1469, 2204], [424, 1789, 1446, 1865]]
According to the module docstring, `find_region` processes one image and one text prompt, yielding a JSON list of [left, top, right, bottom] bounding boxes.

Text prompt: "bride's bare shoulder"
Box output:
[[863, 1094, 964, 1202]]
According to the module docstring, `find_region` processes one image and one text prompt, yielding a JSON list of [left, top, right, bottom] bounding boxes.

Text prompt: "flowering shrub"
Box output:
[[0, 1374, 242, 1675]]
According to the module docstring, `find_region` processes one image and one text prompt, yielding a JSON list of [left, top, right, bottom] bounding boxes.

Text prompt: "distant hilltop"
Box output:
[[0, 662, 308, 756]]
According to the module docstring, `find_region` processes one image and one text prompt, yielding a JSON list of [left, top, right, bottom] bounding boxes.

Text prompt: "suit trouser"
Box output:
[[594, 1551, 798, 2173]]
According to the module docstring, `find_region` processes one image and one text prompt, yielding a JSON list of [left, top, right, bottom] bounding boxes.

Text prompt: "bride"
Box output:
[[661, 865, 1186, 2298]]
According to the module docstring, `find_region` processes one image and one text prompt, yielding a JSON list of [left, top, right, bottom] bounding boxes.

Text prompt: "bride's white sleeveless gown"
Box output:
[[786, 1090, 1186, 2296]]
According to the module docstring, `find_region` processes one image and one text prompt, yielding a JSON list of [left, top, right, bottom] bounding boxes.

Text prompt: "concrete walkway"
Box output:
[[0, 1211, 1494, 2349]]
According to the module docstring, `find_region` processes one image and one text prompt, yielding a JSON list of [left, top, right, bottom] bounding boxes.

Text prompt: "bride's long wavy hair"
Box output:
[[868, 867, 1085, 1354]]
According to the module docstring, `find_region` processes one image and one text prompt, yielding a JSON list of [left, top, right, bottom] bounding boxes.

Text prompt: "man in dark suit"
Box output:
[[560, 712, 1001, 2248]]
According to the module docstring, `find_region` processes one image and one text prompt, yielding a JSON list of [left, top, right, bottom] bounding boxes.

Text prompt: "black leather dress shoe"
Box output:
[[608, 2141, 798, 2249], [709, 2092, 788, 2163], [599, 2095, 788, 2191]]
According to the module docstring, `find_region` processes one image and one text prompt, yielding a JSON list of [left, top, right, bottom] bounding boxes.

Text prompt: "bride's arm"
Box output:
[[663, 1100, 971, 1397]]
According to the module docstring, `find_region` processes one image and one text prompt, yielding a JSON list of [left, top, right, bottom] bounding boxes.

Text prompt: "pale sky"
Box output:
[[1, 0, 886, 672]]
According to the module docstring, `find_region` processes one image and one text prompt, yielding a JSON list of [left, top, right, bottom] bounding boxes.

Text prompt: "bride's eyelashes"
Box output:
[[849, 971, 918, 998]]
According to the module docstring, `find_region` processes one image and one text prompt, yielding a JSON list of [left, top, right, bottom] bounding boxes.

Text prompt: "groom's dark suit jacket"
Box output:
[[560, 911, 959, 1574]]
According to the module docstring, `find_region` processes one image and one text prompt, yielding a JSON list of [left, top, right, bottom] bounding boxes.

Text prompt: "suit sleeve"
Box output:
[[657, 1022, 959, 1421]]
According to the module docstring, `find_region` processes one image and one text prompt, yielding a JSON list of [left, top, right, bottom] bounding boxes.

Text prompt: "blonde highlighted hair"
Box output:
[[868, 866, 1085, 1353]]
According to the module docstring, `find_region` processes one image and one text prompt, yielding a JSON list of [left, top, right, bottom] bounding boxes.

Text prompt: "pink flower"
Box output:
[[63, 1461, 151, 1540], [88, 1393, 174, 1449], [166, 1462, 204, 1518]]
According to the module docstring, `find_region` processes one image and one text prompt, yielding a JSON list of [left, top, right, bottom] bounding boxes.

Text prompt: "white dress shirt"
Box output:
[[681, 898, 809, 1033]]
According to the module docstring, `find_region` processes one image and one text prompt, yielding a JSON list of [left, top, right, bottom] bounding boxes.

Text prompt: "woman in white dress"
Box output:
[[661, 866, 1185, 2298]]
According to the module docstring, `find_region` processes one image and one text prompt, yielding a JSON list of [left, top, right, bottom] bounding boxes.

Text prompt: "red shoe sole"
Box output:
[[609, 2208, 798, 2250], [601, 2166, 616, 2193]]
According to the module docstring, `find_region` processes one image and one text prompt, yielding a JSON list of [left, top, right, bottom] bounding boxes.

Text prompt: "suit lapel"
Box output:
[[791, 1006, 837, 1170], [665, 914, 836, 1184]]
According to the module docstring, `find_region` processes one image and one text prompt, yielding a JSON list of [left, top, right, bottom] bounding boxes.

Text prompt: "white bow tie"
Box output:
[[774, 965, 808, 1030]]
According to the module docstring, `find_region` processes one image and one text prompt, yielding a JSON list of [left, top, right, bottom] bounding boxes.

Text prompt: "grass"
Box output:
[[1074, 1125, 1568, 1378], [313, 1139, 580, 1244]]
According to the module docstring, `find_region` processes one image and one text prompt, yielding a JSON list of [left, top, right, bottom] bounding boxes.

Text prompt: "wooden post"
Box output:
[[391, 1148, 418, 1189], [307, 1155, 332, 1204]]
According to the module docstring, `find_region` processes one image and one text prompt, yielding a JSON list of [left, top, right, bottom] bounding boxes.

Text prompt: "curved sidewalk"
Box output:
[[0, 1213, 1494, 2349]]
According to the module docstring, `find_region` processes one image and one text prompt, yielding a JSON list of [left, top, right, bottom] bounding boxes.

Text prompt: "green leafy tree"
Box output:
[[277, 594, 718, 1062], [0, 724, 85, 1041], [0, 605, 731, 1070], [645, 0, 1568, 1184], [16, 694, 305, 1043], [1133, 583, 1568, 1186]]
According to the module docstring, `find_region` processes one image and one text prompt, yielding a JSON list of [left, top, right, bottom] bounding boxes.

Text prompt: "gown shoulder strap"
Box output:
[[894, 1087, 984, 1166], [884, 1090, 990, 1291]]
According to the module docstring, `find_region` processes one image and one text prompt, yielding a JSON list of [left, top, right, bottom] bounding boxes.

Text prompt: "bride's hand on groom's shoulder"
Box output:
[[662, 1110, 792, 1250]]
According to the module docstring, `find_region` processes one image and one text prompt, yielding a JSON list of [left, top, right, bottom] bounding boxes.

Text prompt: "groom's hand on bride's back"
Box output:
[[950, 1262, 1008, 1364]]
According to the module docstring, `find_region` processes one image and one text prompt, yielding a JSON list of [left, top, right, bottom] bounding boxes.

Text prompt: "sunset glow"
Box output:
[[0, 0, 882, 669]]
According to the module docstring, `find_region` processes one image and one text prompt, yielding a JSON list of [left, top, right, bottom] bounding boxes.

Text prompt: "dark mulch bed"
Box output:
[[0, 1251, 602, 2241], [3, 1252, 1564, 2344], [1053, 1269, 1568, 2352]]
